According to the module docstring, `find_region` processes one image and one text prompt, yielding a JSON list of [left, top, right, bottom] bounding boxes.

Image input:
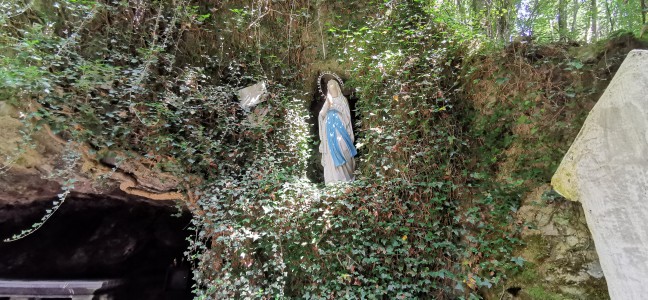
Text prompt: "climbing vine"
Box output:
[[0, 1, 524, 298], [4, 144, 80, 242], [2, 0, 641, 298]]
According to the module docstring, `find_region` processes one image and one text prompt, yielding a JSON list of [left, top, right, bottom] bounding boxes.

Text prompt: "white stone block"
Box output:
[[552, 50, 648, 300], [237, 81, 267, 110]]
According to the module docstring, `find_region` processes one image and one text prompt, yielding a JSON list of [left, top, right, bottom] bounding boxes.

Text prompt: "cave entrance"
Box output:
[[0, 196, 193, 300]]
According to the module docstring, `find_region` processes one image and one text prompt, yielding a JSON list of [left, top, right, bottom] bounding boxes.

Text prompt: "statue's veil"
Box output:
[[318, 72, 344, 98], [327, 80, 342, 97]]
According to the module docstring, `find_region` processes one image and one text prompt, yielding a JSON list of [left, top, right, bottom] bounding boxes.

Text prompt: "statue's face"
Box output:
[[327, 80, 340, 97]]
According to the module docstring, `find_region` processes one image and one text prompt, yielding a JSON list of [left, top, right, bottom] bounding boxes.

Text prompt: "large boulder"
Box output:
[[552, 50, 648, 299]]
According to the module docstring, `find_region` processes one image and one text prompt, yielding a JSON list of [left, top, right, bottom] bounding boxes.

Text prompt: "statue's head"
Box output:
[[327, 80, 341, 97], [318, 72, 344, 98]]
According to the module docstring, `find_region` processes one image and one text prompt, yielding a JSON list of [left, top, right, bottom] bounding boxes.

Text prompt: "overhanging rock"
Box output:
[[552, 50, 648, 299]]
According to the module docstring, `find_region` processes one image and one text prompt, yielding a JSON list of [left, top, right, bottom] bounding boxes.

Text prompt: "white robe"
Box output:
[[318, 94, 355, 183]]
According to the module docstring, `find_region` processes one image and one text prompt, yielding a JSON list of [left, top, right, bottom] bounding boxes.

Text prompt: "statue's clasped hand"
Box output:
[[325, 94, 333, 107]]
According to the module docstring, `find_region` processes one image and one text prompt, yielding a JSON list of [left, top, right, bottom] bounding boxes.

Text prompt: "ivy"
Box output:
[[2, 0, 630, 298]]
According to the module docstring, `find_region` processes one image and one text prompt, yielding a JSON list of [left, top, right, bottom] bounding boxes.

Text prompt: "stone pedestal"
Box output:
[[0, 279, 121, 299], [552, 50, 648, 299]]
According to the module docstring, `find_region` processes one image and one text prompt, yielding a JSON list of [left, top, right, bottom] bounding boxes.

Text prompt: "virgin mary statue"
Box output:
[[318, 73, 357, 183]]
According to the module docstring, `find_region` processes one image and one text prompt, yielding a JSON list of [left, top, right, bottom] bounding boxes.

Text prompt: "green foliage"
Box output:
[[2, 0, 634, 299], [187, 2, 527, 298], [526, 286, 568, 300]]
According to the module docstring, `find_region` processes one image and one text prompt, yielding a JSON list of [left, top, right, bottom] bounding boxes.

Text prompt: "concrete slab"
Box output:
[[0, 279, 121, 299]]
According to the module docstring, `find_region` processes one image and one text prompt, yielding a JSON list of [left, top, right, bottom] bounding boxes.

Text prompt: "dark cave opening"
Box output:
[[0, 195, 193, 300]]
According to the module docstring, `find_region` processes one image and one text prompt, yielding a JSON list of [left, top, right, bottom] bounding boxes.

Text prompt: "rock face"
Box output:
[[0, 102, 184, 204], [552, 50, 648, 299], [501, 185, 608, 300]]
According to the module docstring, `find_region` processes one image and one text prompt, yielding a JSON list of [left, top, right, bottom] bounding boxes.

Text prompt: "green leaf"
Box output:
[[495, 77, 509, 85], [511, 256, 526, 266]]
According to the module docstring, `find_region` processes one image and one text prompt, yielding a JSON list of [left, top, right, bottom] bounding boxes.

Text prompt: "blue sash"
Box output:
[[326, 109, 357, 167]]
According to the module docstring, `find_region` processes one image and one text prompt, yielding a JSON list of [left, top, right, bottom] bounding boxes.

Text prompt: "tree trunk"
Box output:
[[471, 0, 484, 16], [584, 8, 591, 41], [472, 0, 489, 37], [497, 0, 512, 41], [457, 0, 466, 23], [605, 0, 615, 33], [526, 0, 541, 35], [590, 0, 598, 42], [558, 0, 568, 41], [571, 0, 580, 34]]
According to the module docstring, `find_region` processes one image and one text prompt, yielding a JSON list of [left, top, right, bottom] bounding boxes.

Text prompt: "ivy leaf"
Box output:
[[454, 282, 464, 292], [511, 256, 526, 266], [495, 77, 509, 85]]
